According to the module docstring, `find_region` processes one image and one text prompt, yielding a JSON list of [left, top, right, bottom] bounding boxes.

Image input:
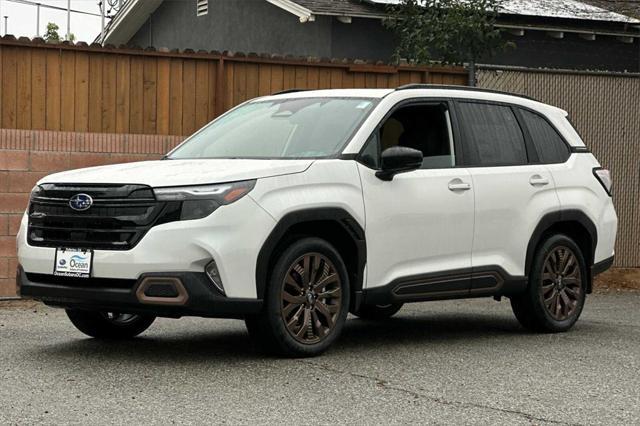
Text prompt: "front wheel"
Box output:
[[511, 234, 587, 332], [245, 237, 350, 357], [66, 310, 155, 339]]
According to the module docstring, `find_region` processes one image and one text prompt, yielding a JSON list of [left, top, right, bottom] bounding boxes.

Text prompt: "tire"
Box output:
[[353, 303, 403, 320], [245, 237, 350, 357], [66, 309, 155, 339], [511, 234, 588, 333]]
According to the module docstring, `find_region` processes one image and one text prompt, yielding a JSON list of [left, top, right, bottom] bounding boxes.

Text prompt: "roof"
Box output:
[[580, 0, 640, 19], [285, 0, 386, 17], [366, 0, 640, 23]]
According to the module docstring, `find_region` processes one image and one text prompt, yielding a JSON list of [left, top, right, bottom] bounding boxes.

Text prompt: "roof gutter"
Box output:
[[266, 0, 316, 22], [496, 23, 640, 39]]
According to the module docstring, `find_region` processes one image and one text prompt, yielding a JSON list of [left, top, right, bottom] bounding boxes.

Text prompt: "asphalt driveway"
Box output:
[[0, 292, 638, 425]]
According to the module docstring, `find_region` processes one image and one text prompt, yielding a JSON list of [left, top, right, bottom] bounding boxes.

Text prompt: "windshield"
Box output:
[[168, 97, 377, 159]]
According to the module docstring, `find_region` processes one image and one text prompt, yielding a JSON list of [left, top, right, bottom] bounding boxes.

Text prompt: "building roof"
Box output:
[[580, 0, 640, 19], [367, 0, 640, 23], [286, 0, 385, 17]]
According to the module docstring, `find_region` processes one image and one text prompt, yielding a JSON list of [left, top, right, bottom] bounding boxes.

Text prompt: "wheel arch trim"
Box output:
[[525, 210, 598, 285], [255, 207, 367, 305]]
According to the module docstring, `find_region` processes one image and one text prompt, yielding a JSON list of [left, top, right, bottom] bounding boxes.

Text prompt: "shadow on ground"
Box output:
[[33, 310, 604, 365]]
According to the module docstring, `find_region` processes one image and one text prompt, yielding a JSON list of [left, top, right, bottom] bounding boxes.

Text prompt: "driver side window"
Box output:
[[360, 102, 456, 169]]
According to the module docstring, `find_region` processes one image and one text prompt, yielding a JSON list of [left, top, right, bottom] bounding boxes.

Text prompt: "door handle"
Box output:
[[529, 175, 549, 187], [448, 179, 471, 191]]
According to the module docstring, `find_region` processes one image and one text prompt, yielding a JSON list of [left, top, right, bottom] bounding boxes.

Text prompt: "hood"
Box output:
[[39, 159, 313, 187]]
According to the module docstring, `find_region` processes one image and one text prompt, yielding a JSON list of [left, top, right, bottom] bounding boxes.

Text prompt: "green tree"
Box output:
[[384, 0, 509, 66], [43, 22, 61, 43]]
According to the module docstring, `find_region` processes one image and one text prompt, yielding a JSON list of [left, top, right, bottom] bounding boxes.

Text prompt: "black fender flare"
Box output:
[[255, 207, 367, 305], [525, 209, 598, 275]]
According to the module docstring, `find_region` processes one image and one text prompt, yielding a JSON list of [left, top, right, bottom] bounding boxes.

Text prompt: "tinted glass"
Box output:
[[520, 109, 570, 163], [458, 102, 527, 166], [169, 98, 377, 159], [370, 104, 454, 169], [359, 133, 380, 169]]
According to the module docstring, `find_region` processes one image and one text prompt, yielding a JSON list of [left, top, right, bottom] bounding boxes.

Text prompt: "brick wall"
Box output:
[[0, 129, 185, 296]]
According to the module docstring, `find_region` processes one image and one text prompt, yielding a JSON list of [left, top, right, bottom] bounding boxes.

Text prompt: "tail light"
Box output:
[[593, 168, 612, 196]]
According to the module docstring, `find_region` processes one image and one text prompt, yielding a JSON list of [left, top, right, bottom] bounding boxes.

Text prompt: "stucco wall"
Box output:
[[129, 0, 334, 58]]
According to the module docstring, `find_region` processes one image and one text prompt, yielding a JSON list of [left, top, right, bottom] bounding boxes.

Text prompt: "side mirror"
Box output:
[[375, 146, 423, 181]]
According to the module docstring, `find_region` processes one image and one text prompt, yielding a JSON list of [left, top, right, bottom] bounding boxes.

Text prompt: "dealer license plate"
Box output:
[[54, 248, 93, 278]]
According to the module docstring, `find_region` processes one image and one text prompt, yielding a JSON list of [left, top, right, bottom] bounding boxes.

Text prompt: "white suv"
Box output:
[[17, 86, 617, 357]]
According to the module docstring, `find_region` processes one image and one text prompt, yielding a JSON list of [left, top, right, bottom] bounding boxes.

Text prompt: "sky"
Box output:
[[0, 0, 104, 43]]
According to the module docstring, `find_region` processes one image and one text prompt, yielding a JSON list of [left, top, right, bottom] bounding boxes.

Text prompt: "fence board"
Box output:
[[60, 50, 75, 131], [45, 50, 60, 131], [2, 47, 17, 128], [182, 60, 197, 135], [169, 58, 183, 135], [156, 57, 170, 135], [16, 47, 32, 129], [74, 52, 89, 132], [115, 55, 131, 134], [31, 51, 46, 130], [88, 54, 103, 133], [195, 60, 210, 129], [143, 57, 158, 134], [102, 54, 117, 133], [129, 56, 144, 134]]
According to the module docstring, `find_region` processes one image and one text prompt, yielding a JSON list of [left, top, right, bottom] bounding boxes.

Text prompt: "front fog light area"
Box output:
[[206, 260, 225, 295]]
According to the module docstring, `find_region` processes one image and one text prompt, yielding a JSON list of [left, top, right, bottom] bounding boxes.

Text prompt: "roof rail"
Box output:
[[395, 84, 537, 102], [272, 88, 308, 95]]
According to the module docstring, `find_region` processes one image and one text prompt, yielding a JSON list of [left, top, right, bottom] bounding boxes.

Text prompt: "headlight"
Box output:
[[154, 180, 256, 220]]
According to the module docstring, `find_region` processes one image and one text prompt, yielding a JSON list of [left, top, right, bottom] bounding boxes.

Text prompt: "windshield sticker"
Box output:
[[356, 101, 372, 109]]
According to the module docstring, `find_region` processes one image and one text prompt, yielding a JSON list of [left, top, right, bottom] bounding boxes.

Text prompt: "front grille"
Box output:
[[28, 183, 168, 250]]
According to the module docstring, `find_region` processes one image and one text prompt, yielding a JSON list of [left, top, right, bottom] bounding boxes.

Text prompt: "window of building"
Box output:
[[519, 109, 570, 163], [197, 0, 208, 16], [457, 102, 527, 166]]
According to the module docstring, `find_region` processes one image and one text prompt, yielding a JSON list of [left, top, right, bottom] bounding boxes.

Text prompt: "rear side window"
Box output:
[[457, 102, 527, 166], [519, 109, 570, 163]]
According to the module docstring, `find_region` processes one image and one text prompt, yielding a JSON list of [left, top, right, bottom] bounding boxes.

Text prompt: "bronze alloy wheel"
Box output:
[[540, 246, 583, 321], [280, 252, 343, 344]]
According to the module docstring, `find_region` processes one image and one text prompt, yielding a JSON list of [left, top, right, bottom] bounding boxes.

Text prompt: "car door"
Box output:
[[357, 100, 475, 298], [454, 100, 560, 286]]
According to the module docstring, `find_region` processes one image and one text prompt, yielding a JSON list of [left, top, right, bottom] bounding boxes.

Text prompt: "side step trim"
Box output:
[[364, 266, 527, 305]]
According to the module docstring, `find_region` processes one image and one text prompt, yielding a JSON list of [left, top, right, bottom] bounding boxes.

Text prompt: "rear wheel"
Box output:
[[511, 234, 587, 332], [245, 237, 350, 357], [66, 310, 155, 339], [353, 303, 403, 320]]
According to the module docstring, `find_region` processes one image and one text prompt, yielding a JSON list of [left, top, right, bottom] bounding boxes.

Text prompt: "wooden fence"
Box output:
[[0, 36, 468, 137]]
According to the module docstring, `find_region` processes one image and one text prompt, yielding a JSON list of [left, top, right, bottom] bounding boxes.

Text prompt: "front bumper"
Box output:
[[17, 266, 262, 319]]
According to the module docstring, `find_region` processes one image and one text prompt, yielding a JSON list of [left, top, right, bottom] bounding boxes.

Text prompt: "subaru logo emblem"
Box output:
[[69, 193, 93, 211]]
